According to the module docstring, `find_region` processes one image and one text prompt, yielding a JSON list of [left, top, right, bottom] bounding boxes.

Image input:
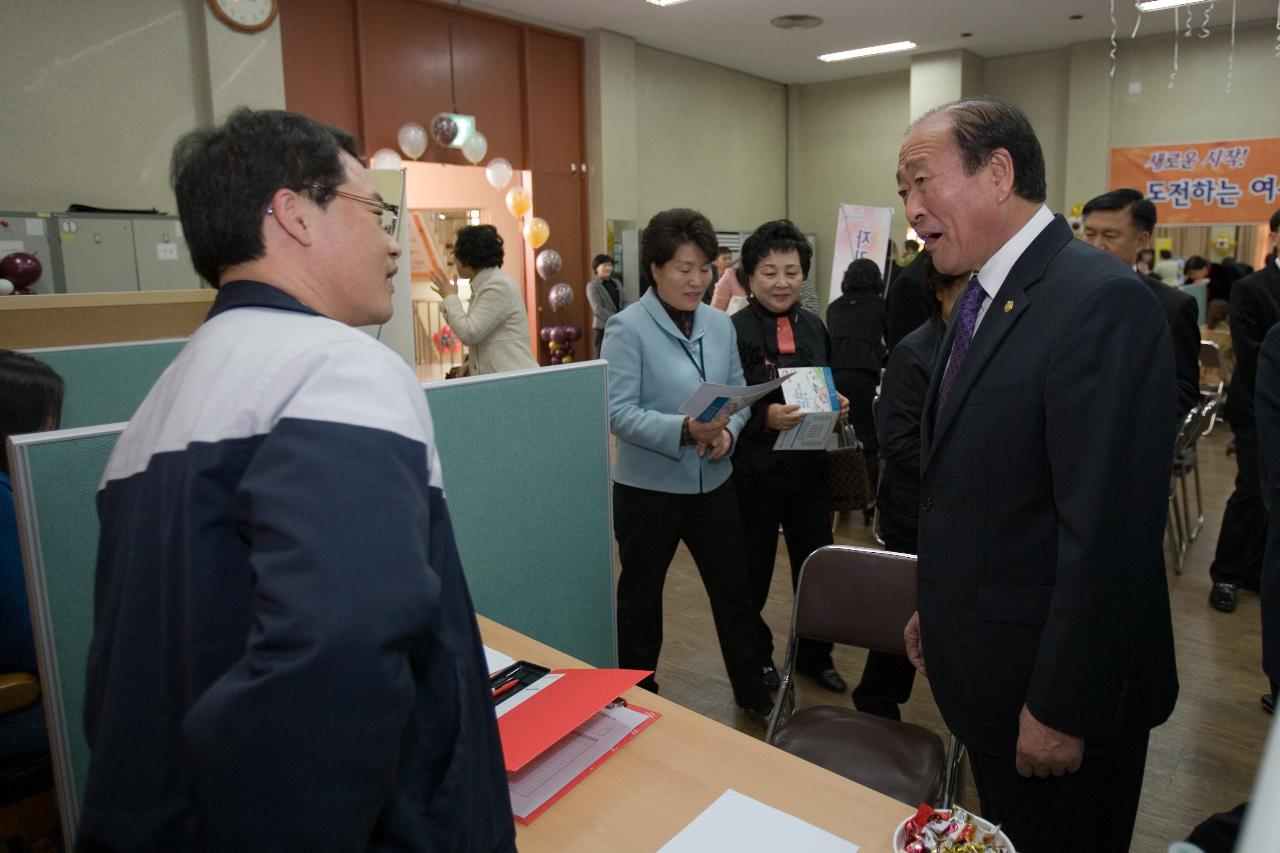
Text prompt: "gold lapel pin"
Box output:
[[1003, 300, 1014, 313]]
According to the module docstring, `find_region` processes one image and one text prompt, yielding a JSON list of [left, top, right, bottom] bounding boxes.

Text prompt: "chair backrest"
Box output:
[[1200, 339, 1222, 372], [1172, 406, 1201, 458], [793, 545, 916, 656]]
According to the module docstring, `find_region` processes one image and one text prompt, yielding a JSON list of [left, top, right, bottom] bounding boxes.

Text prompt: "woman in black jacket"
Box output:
[[731, 220, 850, 695], [826, 259, 887, 521]]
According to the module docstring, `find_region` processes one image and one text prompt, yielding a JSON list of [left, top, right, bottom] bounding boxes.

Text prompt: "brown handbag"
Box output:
[[826, 424, 871, 512]]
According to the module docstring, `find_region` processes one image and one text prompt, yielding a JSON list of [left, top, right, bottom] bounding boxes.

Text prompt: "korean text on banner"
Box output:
[[1108, 137, 1280, 225], [829, 205, 893, 305]]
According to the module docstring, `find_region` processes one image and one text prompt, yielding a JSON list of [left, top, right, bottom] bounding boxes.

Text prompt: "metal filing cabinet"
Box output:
[[49, 212, 201, 293], [52, 212, 139, 293], [131, 216, 199, 291], [0, 211, 63, 294]]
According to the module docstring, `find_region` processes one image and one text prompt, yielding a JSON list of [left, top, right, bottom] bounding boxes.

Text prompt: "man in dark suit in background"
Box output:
[[898, 97, 1178, 852], [1210, 209, 1280, 612], [1258, 323, 1280, 713], [884, 251, 931, 351], [1081, 188, 1200, 418]]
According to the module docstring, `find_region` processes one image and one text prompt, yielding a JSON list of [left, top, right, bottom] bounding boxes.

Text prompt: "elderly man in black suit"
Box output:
[[1209, 209, 1280, 613], [1081, 189, 1200, 418], [898, 97, 1178, 852]]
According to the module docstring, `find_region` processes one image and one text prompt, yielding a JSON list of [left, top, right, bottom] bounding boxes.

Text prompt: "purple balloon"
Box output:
[[565, 325, 582, 342], [539, 326, 553, 342], [548, 353, 563, 365], [0, 252, 42, 289], [535, 249, 562, 282], [549, 326, 567, 343]]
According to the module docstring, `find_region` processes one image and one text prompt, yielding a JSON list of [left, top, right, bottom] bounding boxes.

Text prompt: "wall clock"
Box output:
[[207, 0, 278, 33]]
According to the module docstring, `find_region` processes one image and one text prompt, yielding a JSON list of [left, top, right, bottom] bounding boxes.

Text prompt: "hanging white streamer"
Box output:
[[1131, 1, 1143, 39], [1185, 5, 1194, 38], [1228, 0, 1237, 94], [1200, 2, 1215, 38], [1110, 0, 1119, 78], [1170, 8, 1179, 89]]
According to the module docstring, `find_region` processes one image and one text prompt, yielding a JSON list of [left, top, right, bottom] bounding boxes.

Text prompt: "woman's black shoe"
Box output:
[[737, 696, 775, 722], [799, 667, 848, 693], [761, 664, 780, 691]]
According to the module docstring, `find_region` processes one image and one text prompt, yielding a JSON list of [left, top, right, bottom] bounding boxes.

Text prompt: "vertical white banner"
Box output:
[[828, 204, 893, 305]]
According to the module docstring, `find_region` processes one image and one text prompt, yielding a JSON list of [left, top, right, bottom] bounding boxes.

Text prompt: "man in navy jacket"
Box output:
[[899, 98, 1177, 852], [79, 109, 514, 852]]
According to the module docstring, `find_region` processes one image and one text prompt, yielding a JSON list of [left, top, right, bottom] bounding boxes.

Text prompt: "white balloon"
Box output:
[[370, 148, 403, 170], [485, 157, 513, 189], [397, 122, 428, 160], [461, 131, 488, 165], [0, 278, 13, 296]]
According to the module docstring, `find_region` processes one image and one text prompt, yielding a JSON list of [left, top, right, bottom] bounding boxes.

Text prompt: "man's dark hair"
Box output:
[[171, 108, 360, 287], [1185, 255, 1211, 274], [0, 350, 63, 475], [716, 246, 732, 258], [641, 209, 717, 274], [918, 97, 1047, 203], [592, 254, 613, 272], [740, 219, 812, 280], [840, 258, 883, 296], [904, 239, 920, 252], [1082, 188, 1157, 235], [452, 225, 504, 270], [1270, 207, 1280, 234], [1160, 249, 1173, 260], [918, 251, 969, 317]]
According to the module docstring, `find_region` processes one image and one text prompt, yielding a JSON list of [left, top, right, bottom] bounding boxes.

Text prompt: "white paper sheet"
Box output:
[[493, 673, 563, 719], [658, 789, 859, 853], [507, 704, 648, 820]]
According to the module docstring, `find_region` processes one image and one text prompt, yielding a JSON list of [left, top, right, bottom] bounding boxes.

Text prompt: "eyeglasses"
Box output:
[[311, 186, 400, 236]]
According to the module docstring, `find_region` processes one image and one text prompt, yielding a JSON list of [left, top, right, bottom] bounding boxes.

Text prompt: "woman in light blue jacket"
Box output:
[[601, 208, 773, 718]]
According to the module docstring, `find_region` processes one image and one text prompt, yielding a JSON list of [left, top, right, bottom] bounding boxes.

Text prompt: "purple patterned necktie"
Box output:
[[934, 275, 986, 430]]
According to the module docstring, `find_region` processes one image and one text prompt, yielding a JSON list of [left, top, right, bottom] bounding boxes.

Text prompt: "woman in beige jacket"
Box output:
[[431, 225, 538, 375]]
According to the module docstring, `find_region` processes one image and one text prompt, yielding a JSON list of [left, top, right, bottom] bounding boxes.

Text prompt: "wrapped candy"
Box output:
[[899, 804, 1011, 853]]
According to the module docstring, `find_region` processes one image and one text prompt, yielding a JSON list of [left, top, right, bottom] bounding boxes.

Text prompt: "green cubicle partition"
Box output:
[[423, 362, 616, 669], [1182, 282, 1208, 326], [8, 360, 615, 844], [8, 423, 121, 843], [22, 339, 186, 429]]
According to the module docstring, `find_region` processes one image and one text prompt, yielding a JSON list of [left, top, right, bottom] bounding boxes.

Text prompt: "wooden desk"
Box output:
[[479, 616, 907, 852]]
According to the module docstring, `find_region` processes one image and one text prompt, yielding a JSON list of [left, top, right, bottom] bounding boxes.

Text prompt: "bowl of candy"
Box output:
[[893, 803, 1015, 852]]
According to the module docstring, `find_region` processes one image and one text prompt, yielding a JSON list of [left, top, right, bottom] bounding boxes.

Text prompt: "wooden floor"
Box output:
[[652, 426, 1270, 852]]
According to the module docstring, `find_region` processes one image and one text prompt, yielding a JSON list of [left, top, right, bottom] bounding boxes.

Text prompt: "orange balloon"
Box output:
[[523, 217, 550, 249], [505, 187, 531, 218]]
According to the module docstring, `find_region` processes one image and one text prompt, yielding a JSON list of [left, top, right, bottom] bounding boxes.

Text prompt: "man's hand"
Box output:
[[766, 403, 805, 432], [1015, 705, 1083, 778], [904, 611, 926, 675], [835, 392, 850, 428]]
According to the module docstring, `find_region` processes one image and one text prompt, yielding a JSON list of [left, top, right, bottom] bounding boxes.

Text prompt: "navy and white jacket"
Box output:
[[80, 282, 515, 853]]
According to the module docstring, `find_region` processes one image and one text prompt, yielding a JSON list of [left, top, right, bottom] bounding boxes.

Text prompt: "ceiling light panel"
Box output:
[[819, 41, 917, 62]]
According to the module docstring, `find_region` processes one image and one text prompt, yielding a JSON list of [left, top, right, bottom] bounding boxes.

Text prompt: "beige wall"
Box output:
[[631, 46, 788, 233], [0, 0, 283, 214], [983, 49, 1071, 214], [789, 71, 911, 306]]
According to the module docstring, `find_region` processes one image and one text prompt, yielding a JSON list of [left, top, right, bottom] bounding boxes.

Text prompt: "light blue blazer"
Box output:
[[601, 288, 750, 494]]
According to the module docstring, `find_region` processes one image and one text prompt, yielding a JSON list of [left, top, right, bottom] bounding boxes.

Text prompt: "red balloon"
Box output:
[[0, 252, 42, 289]]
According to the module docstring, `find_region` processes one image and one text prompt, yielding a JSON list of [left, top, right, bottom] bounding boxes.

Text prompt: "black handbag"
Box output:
[[826, 424, 871, 512]]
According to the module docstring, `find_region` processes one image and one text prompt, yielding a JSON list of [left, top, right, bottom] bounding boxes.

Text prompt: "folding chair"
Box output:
[[1199, 340, 1226, 436], [1166, 407, 1201, 573], [765, 545, 963, 807]]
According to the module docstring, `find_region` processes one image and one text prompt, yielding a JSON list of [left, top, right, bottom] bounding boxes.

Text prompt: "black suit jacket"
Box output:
[[1258, 324, 1280, 686], [917, 216, 1179, 754], [1224, 260, 1280, 425], [1144, 275, 1201, 417], [885, 253, 933, 352], [827, 291, 887, 373]]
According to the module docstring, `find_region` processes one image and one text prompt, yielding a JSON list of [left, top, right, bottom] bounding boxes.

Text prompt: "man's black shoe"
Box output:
[[799, 667, 848, 693], [1209, 582, 1238, 613], [761, 664, 780, 691], [1263, 693, 1275, 715]]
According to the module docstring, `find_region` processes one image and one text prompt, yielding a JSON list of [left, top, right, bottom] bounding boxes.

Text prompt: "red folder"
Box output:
[[496, 668, 651, 771]]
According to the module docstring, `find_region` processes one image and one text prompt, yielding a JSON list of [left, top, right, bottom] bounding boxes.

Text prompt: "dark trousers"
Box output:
[[736, 477, 834, 673], [593, 327, 605, 357], [968, 733, 1150, 853], [851, 510, 917, 719], [613, 479, 770, 707], [1211, 423, 1267, 588]]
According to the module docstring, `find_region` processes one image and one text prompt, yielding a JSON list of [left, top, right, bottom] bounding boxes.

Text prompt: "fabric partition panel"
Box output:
[[6, 360, 615, 843], [8, 424, 123, 845], [1183, 282, 1208, 326], [22, 339, 186, 429], [422, 361, 617, 668]]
